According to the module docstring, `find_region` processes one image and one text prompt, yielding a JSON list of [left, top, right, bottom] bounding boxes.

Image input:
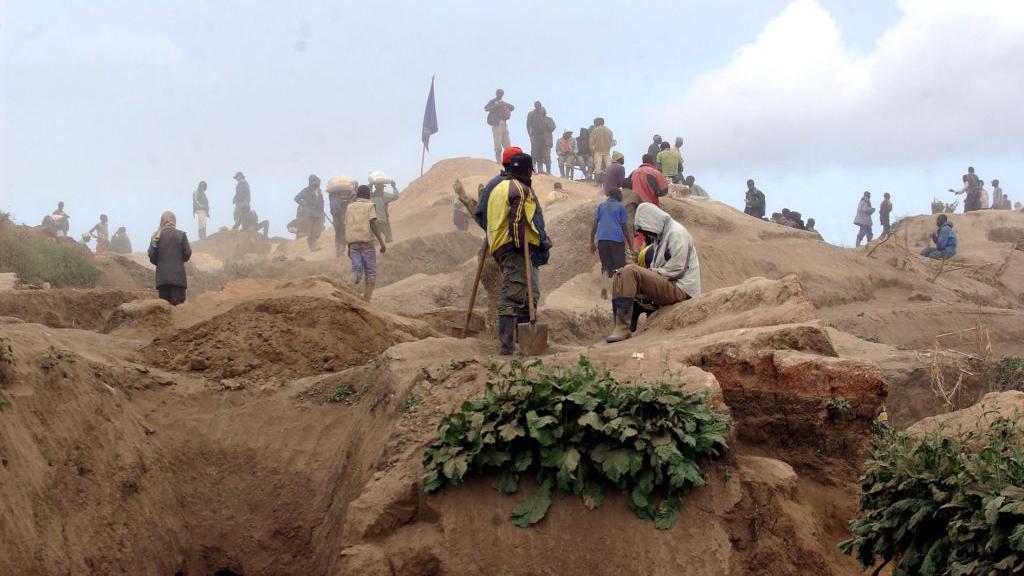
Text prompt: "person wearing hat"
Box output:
[[294, 174, 325, 251], [604, 151, 629, 195], [193, 180, 210, 240], [647, 135, 663, 162], [231, 171, 251, 231], [555, 129, 577, 179], [474, 151, 552, 355]]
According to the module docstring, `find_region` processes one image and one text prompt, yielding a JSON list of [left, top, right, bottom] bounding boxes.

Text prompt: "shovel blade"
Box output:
[[517, 322, 549, 355]]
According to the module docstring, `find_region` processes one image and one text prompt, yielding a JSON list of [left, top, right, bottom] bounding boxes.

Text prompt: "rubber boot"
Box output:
[[605, 298, 634, 343], [363, 281, 375, 302], [498, 315, 518, 356]]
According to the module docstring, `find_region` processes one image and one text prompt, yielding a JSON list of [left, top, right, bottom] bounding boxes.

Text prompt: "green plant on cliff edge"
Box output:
[[840, 418, 1024, 575], [422, 357, 731, 529]]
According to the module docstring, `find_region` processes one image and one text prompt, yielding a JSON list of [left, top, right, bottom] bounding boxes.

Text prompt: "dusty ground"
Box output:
[[2, 157, 1023, 575]]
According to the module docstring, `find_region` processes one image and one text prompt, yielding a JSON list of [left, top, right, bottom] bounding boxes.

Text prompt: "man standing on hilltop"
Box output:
[[656, 141, 683, 184], [963, 166, 981, 212], [232, 171, 251, 231], [879, 192, 893, 238], [589, 117, 614, 182], [555, 129, 577, 179], [485, 89, 514, 164], [474, 151, 552, 355], [647, 135, 662, 161], [51, 201, 70, 237], [854, 191, 875, 247], [87, 214, 110, 253], [526, 102, 548, 174], [345, 185, 387, 302], [193, 181, 210, 240], [743, 180, 765, 219]]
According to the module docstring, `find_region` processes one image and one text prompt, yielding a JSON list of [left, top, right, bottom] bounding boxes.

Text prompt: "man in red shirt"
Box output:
[[623, 154, 669, 248]]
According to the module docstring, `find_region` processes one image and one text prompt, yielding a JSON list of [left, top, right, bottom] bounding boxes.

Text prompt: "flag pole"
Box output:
[[420, 74, 436, 177]]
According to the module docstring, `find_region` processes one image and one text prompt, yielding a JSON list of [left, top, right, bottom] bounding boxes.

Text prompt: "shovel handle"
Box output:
[[463, 237, 488, 336], [522, 233, 537, 326]]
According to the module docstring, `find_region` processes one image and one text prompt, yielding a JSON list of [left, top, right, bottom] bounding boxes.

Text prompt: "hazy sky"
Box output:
[[2, 0, 1022, 248]]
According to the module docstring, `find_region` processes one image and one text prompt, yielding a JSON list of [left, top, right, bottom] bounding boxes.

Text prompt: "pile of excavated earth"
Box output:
[[2, 157, 1023, 575]]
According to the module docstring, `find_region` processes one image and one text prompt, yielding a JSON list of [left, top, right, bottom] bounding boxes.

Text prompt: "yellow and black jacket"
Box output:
[[474, 174, 552, 264]]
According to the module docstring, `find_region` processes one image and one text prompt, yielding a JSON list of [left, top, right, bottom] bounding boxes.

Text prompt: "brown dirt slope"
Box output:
[[0, 288, 150, 330], [144, 285, 421, 381]]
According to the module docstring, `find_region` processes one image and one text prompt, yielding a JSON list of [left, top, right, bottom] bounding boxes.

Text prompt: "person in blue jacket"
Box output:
[[921, 214, 957, 259]]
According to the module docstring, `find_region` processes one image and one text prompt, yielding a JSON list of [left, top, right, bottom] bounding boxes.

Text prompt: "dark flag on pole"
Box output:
[[421, 76, 438, 151]]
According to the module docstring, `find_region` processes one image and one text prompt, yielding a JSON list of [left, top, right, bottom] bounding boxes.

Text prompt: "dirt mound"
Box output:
[[103, 298, 174, 338], [93, 253, 155, 290], [644, 275, 818, 337], [907, 390, 1024, 441], [144, 293, 413, 380], [375, 231, 481, 287], [0, 288, 150, 330], [190, 230, 274, 263]]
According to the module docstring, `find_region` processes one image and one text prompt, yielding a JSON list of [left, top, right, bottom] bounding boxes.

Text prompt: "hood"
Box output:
[[940, 221, 954, 230], [634, 202, 672, 235]]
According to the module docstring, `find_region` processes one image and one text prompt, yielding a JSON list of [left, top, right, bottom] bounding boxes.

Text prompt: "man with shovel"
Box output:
[[475, 150, 552, 355]]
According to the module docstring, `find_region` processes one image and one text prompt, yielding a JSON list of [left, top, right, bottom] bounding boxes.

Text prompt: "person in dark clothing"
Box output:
[[743, 179, 766, 219], [193, 181, 210, 240], [526, 101, 548, 173], [243, 209, 270, 238], [148, 211, 192, 305], [576, 127, 593, 181], [110, 226, 133, 254], [474, 151, 552, 355], [879, 192, 893, 238], [647, 135, 662, 162], [294, 174, 325, 251], [232, 171, 251, 230]]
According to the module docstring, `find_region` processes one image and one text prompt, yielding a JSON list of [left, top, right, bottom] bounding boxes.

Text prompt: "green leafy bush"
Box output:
[[992, 356, 1024, 392], [840, 418, 1024, 575], [0, 213, 100, 288], [422, 357, 731, 529]]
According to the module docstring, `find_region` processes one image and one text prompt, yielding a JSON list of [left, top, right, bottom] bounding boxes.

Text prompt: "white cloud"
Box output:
[[668, 0, 1024, 170]]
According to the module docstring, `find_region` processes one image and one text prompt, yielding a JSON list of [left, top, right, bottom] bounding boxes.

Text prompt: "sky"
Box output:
[[2, 0, 1023, 249]]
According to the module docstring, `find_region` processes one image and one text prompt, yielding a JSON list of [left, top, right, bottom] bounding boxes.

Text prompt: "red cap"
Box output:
[[501, 146, 523, 165]]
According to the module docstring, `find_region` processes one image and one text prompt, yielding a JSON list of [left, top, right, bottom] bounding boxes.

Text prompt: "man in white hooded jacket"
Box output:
[[606, 202, 701, 343]]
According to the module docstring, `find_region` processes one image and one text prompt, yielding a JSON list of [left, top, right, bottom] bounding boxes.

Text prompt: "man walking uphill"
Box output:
[[474, 152, 552, 356], [345, 185, 387, 302], [854, 191, 875, 247], [879, 193, 893, 238], [485, 89, 514, 164], [232, 172, 251, 231]]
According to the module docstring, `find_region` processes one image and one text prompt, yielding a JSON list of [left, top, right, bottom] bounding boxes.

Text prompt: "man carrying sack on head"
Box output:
[[474, 149, 552, 355]]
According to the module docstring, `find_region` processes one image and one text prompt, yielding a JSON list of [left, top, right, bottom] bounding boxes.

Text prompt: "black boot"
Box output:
[[498, 315, 518, 356], [606, 298, 635, 343]]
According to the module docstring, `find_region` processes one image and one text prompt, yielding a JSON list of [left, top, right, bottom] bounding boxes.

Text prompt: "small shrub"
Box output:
[[826, 396, 852, 420], [422, 357, 732, 529], [0, 214, 101, 288], [840, 418, 1024, 575], [992, 356, 1024, 392]]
